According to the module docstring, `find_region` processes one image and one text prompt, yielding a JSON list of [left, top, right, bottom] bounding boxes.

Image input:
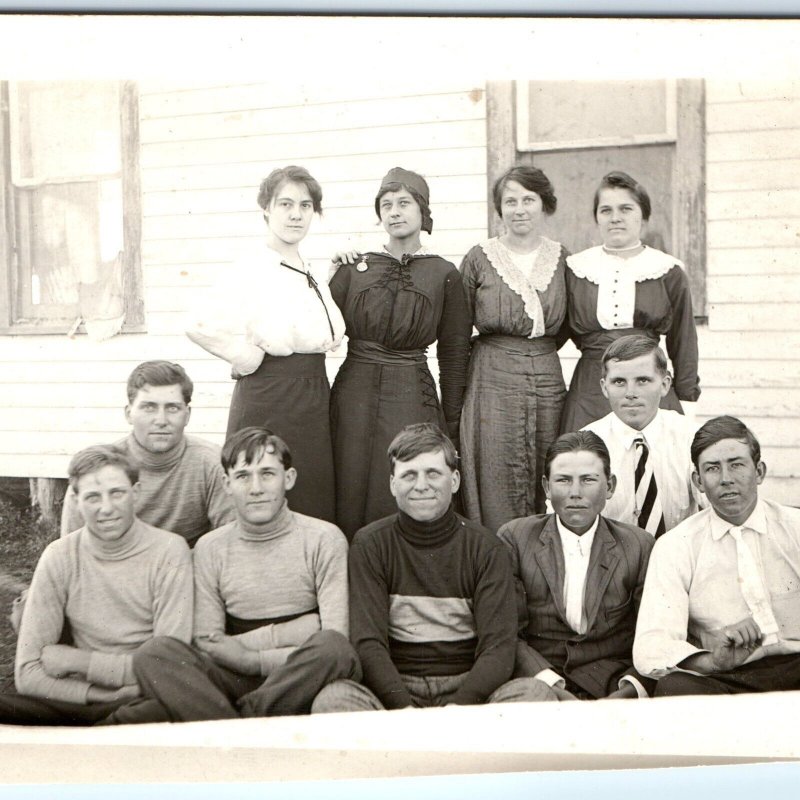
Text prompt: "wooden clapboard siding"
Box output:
[[702, 80, 800, 504], [0, 80, 488, 478]]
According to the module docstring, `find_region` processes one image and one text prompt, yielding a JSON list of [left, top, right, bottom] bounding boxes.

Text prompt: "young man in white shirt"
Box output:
[[634, 415, 800, 696], [499, 431, 655, 700], [583, 335, 701, 536]]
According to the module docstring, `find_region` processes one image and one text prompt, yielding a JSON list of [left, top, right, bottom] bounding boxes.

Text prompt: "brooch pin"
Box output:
[[356, 255, 369, 272]]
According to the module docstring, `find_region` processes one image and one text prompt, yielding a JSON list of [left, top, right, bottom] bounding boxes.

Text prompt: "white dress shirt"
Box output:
[[187, 242, 346, 375], [633, 499, 800, 678], [583, 409, 703, 533]]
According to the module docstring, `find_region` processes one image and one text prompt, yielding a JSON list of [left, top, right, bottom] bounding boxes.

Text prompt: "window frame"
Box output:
[[0, 80, 145, 335]]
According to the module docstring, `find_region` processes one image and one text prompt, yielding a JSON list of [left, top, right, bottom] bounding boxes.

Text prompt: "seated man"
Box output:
[[61, 359, 234, 547], [0, 445, 193, 726], [313, 423, 558, 712], [131, 426, 360, 721], [634, 416, 800, 696], [499, 432, 655, 700], [583, 335, 701, 536]]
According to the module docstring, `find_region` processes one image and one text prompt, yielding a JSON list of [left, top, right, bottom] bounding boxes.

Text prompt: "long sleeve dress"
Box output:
[[459, 236, 568, 533], [329, 249, 471, 540], [187, 242, 346, 522], [560, 245, 700, 434]]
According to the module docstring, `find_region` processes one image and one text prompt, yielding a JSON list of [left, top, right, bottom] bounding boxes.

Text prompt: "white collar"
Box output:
[[382, 244, 432, 257], [555, 514, 600, 549], [609, 408, 664, 451], [567, 245, 682, 285], [709, 498, 768, 541]]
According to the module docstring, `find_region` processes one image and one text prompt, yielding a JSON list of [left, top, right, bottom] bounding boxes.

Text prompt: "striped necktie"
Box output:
[[633, 436, 666, 537]]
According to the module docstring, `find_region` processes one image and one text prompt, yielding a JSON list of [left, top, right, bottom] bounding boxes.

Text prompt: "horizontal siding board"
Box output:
[[706, 80, 800, 104], [699, 359, 800, 388], [706, 99, 800, 133], [707, 129, 800, 162], [706, 218, 800, 249], [706, 159, 800, 192], [698, 329, 800, 360], [707, 274, 800, 303], [707, 189, 800, 221], [695, 387, 800, 418], [706, 248, 800, 276], [707, 302, 800, 331]]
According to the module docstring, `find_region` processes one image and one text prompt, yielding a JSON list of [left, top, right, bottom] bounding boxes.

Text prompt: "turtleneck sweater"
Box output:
[[193, 502, 349, 674], [62, 434, 234, 547], [348, 507, 517, 709], [16, 519, 192, 705]]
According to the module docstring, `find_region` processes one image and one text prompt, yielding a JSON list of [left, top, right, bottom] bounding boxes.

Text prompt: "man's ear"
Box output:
[[756, 461, 767, 485], [541, 474, 551, 501], [450, 469, 461, 495], [223, 473, 233, 496], [124, 404, 132, 425], [606, 473, 617, 501], [600, 376, 609, 401], [691, 469, 705, 495], [284, 467, 298, 492], [659, 371, 673, 399]]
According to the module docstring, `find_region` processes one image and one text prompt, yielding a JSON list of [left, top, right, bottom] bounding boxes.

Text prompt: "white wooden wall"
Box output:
[[701, 80, 800, 505], [0, 80, 489, 478]]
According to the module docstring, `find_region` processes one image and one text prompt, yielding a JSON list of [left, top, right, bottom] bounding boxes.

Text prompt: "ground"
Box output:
[[0, 494, 59, 690]]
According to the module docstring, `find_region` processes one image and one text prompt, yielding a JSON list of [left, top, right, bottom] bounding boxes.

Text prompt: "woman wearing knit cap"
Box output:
[[459, 165, 568, 533], [187, 165, 345, 523], [329, 167, 471, 540]]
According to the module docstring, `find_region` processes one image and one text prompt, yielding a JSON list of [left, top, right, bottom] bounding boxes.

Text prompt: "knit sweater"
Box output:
[[62, 434, 234, 547], [349, 507, 517, 709], [193, 503, 349, 675], [16, 519, 193, 705]]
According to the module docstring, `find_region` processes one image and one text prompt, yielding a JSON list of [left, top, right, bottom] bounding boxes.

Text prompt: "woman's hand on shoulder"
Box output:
[[331, 249, 361, 266]]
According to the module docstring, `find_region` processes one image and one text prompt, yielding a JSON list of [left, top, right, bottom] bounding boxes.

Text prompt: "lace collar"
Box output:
[[480, 236, 561, 338], [567, 245, 683, 285]]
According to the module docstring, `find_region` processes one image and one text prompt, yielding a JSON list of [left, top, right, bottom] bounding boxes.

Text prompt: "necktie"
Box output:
[[728, 525, 780, 645], [633, 436, 666, 537]]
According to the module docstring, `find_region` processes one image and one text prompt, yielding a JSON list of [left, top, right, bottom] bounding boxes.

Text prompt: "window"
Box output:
[[0, 80, 144, 336]]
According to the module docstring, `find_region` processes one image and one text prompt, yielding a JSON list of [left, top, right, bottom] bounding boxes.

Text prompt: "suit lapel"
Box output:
[[582, 516, 620, 634], [534, 515, 569, 625]]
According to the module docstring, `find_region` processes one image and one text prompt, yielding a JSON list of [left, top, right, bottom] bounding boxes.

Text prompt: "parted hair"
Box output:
[[691, 415, 761, 470], [544, 431, 612, 480], [593, 170, 652, 221], [387, 423, 458, 473], [68, 444, 139, 493], [601, 335, 668, 377], [257, 165, 323, 215], [127, 360, 193, 405], [493, 165, 557, 216], [374, 182, 433, 235], [221, 426, 293, 473]]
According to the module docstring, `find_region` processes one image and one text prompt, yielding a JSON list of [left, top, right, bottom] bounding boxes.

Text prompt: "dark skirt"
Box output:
[[460, 335, 565, 533], [227, 352, 335, 523], [559, 328, 683, 434], [330, 351, 446, 541]]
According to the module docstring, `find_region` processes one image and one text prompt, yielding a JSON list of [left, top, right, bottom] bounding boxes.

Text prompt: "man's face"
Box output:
[[693, 438, 766, 526], [224, 447, 297, 527], [390, 448, 459, 523], [125, 384, 191, 453], [543, 450, 615, 535], [600, 352, 670, 431], [75, 465, 139, 542]]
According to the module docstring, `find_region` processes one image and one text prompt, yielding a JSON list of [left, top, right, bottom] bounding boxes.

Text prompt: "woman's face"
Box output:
[[595, 186, 645, 249], [378, 188, 423, 240], [500, 179, 544, 237], [264, 180, 315, 245]]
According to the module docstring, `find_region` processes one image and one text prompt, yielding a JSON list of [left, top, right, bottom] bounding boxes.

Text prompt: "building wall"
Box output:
[[702, 79, 800, 505], [0, 80, 489, 478]]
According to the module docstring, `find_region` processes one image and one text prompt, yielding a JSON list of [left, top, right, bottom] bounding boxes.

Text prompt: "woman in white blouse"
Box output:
[[560, 170, 700, 434], [187, 166, 345, 522]]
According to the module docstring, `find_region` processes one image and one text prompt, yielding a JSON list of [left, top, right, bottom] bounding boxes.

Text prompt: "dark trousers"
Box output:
[[132, 629, 362, 722], [0, 692, 169, 726], [655, 653, 800, 697]]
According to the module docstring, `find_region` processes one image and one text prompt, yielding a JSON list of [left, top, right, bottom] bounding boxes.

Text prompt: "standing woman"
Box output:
[[329, 167, 471, 540], [560, 170, 700, 433], [459, 166, 568, 533], [187, 165, 345, 522]]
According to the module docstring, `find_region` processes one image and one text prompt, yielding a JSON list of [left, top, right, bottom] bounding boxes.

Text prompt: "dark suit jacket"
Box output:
[[498, 513, 654, 698]]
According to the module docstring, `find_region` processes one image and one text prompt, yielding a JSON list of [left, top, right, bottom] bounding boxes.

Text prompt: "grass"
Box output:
[[0, 495, 60, 690]]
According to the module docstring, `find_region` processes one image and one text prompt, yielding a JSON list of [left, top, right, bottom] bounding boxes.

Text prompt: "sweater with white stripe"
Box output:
[[349, 507, 516, 709]]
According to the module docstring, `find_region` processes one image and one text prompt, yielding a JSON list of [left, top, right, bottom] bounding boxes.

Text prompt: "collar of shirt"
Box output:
[[555, 514, 599, 556], [609, 408, 665, 451], [382, 244, 431, 257], [709, 498, 768, 541]]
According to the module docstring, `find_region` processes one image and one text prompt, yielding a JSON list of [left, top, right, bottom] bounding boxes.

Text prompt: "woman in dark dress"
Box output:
[[560, 170, 700, 433], [329, 167, 471, 540], [187, 166, 345, 522]]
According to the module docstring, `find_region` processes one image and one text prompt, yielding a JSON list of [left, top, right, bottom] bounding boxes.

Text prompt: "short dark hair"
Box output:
[[221, 426, 292, 473], [493, 165, 557, 217], [691, 416, 761, 470], [127, 360, 193, 405], [593, 170, 652, 222], [544, 431, 612, 480], [257, 166, 323, 215], [601, 335, 668, 377], [387, 423, 458, 473], [374, 182, 433, 235], [68, 444, 139, 493]]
